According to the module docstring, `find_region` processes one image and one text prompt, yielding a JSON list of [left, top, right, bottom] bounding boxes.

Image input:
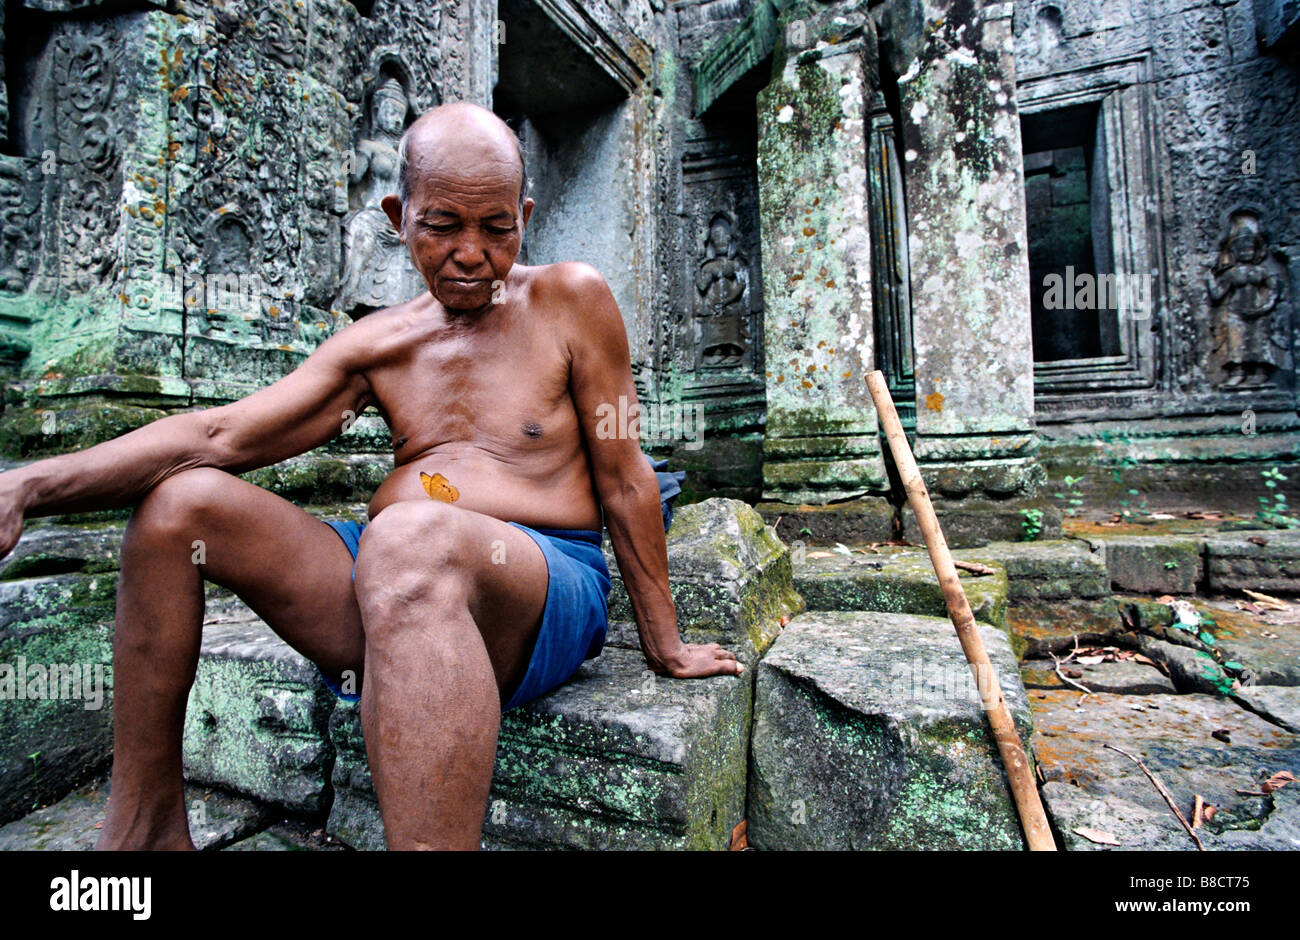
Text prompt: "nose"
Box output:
[[449, 230, 488, 271]]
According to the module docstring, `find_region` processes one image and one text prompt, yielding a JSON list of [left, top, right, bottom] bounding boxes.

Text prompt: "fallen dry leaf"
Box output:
[[1212, 728, 1232, 744], [1236, 600, 1265, 615], [1243, 589, 1290, 611], [1248, 536, 1269, 547], [729, 819, 748, 851], [805, 550, 833, 558], [1261, 771, 1296, 794], [1203, 805, 1218, 822], [1193, 793, 1205, 829], [1076, 655, 1106, 666], [1073, 827, 1121, 846], [779, 615, 790, 627], [1150, 513, 1175, 520]]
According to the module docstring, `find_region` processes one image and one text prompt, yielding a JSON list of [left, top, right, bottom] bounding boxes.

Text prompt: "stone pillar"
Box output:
[[898, 2, 1043, 502], [756, 3, 888, 504]]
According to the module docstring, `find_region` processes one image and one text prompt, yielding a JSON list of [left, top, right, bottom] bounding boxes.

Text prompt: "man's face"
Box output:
[[382, 159, 533, 313]]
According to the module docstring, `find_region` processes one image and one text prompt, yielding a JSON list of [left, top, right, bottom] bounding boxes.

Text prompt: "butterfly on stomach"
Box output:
[[419, 471, 460, 503]]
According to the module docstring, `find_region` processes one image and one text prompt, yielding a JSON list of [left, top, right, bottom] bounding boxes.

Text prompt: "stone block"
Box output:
[[1233, 685, 1300, 733], [1203, 531, 1300, 594], [182, 607, 336, 814], [748, 610, 1033, 850], [987, 540, 1110, 601], [0, 775, 272, 851], [1020, 659, 1176, 695], [792, 547, 1007, 628], [0, 572, 116, 823], [604, 498, 803, 664], [1029, 690, 1300, 850], [326, 648, 752, 850], [1083, 535, 1201, 594], [902, 502, 1063, 549], [1005, 597, 1124, 659], [756, 497, 896, 545]]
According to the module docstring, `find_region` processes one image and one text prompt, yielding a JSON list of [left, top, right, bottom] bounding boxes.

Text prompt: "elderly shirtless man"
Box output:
[[0, 102, 741, 850]]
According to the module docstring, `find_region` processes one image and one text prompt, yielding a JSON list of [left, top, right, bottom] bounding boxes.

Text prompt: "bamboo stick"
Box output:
[[866, 370, 1057, 851]]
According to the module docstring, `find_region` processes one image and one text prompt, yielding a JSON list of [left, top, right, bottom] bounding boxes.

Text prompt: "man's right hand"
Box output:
[[0, 477, 25, 561]]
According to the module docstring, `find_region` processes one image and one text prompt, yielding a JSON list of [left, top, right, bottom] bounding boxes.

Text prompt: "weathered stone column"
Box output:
[[756, 3, 889, 504], [898, 2, 1043, 506]]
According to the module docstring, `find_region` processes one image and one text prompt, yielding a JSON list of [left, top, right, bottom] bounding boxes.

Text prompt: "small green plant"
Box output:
[[1020, 507, 1044, 541], [1118, 487, 1149, 520], [1164, 560, 1178, 569], [1053, 474, 1085, 517], [1256, 467, 1300, 528], [799, 526, 812, 537]]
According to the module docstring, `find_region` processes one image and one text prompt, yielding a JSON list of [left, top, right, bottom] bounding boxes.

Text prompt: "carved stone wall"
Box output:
[[1013, 0, 1300, 429], [655, 0, 768, 501], [0, 0, 489, 452]]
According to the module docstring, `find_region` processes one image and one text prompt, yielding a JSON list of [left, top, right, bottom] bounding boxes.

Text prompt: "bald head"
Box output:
[[395, 102, 529, 211]]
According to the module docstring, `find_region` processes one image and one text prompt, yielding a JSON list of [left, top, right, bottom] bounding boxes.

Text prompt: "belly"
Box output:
[[368, 450, 603, 532]]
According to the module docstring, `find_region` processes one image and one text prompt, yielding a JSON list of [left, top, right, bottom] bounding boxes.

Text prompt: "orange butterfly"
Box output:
[[419, 471, 459, 503]]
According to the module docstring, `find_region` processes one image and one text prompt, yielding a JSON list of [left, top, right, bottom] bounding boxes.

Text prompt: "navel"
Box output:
[[522, 421, 543, 439]]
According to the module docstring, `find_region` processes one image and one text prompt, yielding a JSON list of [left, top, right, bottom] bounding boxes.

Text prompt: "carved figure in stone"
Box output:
[[1207, 211, 1283, 388], [694, 213, 749, 366], [333, 76, 424, 316]]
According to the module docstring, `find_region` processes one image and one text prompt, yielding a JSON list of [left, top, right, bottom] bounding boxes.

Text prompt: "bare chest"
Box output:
[[365, 316, 577, 461]]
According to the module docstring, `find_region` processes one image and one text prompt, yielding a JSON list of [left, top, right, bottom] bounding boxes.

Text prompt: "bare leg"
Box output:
[[352, 500, 549, 850], [96, 468, 365, 850]]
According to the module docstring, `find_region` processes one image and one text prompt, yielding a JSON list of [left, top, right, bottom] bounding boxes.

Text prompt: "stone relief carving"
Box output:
[[333, 73, 425, 317], [1207, 210, 1287, 389], [694, 212, 749, 367], [51, 31, 122, 293]]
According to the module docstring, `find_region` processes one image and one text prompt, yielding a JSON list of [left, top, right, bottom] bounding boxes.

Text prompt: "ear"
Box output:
[[381, 194, 405, 242], [520, 197, 535, 230]]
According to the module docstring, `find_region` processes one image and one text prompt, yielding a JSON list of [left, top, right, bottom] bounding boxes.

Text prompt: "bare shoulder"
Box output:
[[317, 295, 433, 369], [521, 262, 620, 348]]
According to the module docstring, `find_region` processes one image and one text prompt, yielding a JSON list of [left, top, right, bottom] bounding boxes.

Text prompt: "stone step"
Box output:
[[790, 547, 1007, 628], [0, 569, 116, 824], [603, 497, 803, 664], [327, 646, 752, 850], [1117, 594, 1300, 689], [0, 775, 273, 851], [1020, 659, 1177, 695], [748, 610, 1034, 850], [1028, 690, 1300, 850], [182, 609, 338, 815]]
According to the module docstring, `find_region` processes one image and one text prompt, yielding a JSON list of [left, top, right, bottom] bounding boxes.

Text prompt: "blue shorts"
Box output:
[[318, 517, 611, 711]]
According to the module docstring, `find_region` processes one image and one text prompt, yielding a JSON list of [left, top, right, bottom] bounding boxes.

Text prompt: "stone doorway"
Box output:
[[491, 0, 645, 330]]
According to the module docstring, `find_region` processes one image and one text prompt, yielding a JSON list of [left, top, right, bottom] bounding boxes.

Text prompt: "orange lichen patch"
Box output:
[[1062, 516, 1241, 538], [923, 391, 944, 411], [171, 85, 191, 103], [800, 379, 814, 389], [802, 227, 816, 237], [842, 371, 851, 378], [825, 279, 836, 288], [777, 375, 785, 383]]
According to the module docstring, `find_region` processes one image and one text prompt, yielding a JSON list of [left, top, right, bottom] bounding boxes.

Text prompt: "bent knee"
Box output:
[[353, 502, 479, 609], [133, 467, 240, 534]]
